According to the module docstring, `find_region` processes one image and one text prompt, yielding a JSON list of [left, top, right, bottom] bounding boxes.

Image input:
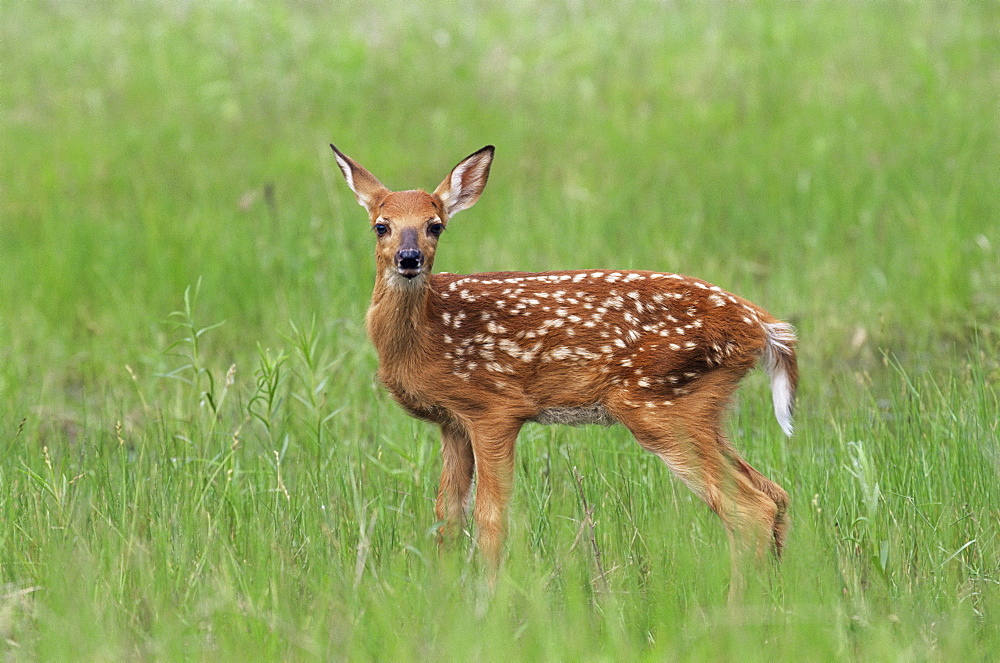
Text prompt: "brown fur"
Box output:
[[331, 144, 797, 597]]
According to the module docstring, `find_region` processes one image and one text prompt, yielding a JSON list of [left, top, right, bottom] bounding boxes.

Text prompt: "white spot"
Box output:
[[498, 338, 522, 356], [572, 273, 587, 283], [603, 296, 625, 309], [637, 378, 651, 388], [523, 341, 543, 361], [549, 347, 573, 361]]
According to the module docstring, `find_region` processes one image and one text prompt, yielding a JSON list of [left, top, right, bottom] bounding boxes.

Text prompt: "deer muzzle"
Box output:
[[395, 248, 423, 278]]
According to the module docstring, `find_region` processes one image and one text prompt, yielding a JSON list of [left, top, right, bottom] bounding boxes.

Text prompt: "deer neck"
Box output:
[[366, 268, 434, 369]]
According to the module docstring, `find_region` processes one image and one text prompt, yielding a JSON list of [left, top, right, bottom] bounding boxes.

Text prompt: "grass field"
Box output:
[[1, 1, 998, 659]]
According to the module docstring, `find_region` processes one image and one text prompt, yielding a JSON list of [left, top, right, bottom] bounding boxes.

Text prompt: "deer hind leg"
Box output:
[[609, 391, 780, 600], [717, 432, 790, 557], [435, 421, 476, 544]]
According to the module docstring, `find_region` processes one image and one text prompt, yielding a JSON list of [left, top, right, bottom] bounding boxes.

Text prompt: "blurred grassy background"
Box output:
[[0, 1, 997, 659]]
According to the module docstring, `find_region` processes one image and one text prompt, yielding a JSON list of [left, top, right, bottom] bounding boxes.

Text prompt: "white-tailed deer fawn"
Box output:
[[331, 144, 797, 597]]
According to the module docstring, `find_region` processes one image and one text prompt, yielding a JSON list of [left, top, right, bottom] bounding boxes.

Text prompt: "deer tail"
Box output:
[[761, 321, 798, 437]]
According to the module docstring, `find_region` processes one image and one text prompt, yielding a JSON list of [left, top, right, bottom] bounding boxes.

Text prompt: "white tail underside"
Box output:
[[761, 321, 797, 437]]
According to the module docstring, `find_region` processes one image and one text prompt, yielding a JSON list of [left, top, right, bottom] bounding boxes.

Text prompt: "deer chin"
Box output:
[[384, 266, 427, 289]]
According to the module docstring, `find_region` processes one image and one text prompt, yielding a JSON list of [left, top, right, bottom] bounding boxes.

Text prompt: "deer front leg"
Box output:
[[435, 421, 475, 543], [468, 420, 521, 575]]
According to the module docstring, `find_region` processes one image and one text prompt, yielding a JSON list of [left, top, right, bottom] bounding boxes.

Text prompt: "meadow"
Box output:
[[0, 1, 997, 659]]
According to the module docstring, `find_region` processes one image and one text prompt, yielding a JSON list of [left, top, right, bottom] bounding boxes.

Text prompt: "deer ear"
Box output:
[[331, 144, 390, 214], [433, 145, 494, 218]]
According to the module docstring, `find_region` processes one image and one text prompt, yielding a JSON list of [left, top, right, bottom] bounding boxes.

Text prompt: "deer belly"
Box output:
[[529, 404, 616, 427]]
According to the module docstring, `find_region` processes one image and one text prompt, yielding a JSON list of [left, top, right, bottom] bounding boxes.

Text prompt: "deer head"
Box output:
[[330, 144, 495, 288]]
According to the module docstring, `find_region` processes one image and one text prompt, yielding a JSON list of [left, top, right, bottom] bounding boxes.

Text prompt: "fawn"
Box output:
[[331, 144, 797, 597]]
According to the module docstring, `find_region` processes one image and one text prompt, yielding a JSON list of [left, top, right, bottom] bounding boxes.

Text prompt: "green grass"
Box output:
[[1, 1, 998, 659]]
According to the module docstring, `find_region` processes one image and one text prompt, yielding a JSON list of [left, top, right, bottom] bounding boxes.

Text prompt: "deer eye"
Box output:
[[428, 222, 445, 237], [373, 223, 389, 237]]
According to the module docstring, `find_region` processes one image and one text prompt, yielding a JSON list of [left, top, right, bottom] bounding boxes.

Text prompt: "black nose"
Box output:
[[395, 249, 423, 277]]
